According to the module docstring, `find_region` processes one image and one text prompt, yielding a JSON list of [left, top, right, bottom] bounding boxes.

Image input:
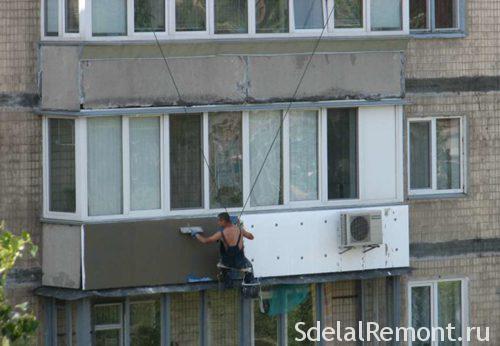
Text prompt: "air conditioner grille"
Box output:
[[350, 216, 370, 242]]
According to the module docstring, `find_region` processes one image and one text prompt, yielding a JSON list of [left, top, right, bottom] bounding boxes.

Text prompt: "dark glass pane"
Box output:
[[293, 0, 323, 29], [335, 0, 363, 29], [436, 118, 461, 190], [411, 286, 432, 346], [209, 112, 243, 208], [206, 290, 241, 345], [95, 330, 120, 346], [327, 108, 358, 200], [170, 114, 203, 209], [254, 301, 278, 346], [215, 0, 248, 33], [438, 281, 462, 345], [170, 292, 201, 345], [410, 0, 428, 29], [130, 300, 161, 346], [176, 0, 206, 31], [256, 0, 289, 33], [94, 304, 121, 325], [135, 0, 166, 32], [435, 0, 458, 29], [65, 0, 79, 33], [287, 285, 315, 346], [49, 119, 76, 213], [409, 121, 432, 189]]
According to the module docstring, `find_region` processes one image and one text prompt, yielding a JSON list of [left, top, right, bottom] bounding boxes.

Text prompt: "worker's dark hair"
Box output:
[[217, 212, 231, 223]]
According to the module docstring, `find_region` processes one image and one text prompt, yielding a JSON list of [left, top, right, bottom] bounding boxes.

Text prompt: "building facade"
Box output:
[[0, 0, 497, 345]]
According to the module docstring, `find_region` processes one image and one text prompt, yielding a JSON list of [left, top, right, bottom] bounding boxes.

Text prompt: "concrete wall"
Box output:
[[40, 41, 406, 110]]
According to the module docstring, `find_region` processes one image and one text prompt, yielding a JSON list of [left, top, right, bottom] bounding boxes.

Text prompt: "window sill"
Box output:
[[410, 31, 466, 39], [407, 192, 467, 201]]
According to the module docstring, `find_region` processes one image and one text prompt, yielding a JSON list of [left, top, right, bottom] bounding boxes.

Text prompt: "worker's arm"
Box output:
[[195, 231, 222, 244], [242, 227, 254, 240]]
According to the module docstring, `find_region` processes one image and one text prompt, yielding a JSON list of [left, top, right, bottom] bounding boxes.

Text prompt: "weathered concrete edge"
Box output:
[[407, 76, 500, 93], [411, 238, 500, 258]]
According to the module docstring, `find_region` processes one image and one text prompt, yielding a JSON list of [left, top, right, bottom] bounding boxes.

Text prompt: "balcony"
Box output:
[[42, 205, 409, 290]]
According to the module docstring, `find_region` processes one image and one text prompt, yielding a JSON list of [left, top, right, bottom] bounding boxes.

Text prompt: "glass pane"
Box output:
[[209, 112, 243, 208], [435, 0, 458, 29], [290, 110, 318, 201], [170, 292, 201, 345], [294, 0, 323, 29], [130, 118, 161, 211], [256, 0, 289, 33], [176, 0, 206, 31], [215, 0, 248, 34], [56, 302, 67, 346], [45, 0, 59, 36], [95, 330, 120, 346], [135, 0, 165, 32], [287, 285, 315, 346], [254, 300, 278, 346], [371, 0, 402, 31], [409, 121, 432, 189], [170, 114, 203, 209], [65, 0, 79, 33], [438, 281, 462, 345], [130, 300, 161, 346], [249, 111, 282, 207], [92, 0, 127, 36], [411, 286, 432, 346], [436, 118, 461, 190], [49, 119, 76, 213], [94, 304, 121, 325], [410, 0, 428, 29], [327, 108, 358, 200], [88, 117, 123, 216], [207, 290, 240, 346], [334, 0, 363, 29]]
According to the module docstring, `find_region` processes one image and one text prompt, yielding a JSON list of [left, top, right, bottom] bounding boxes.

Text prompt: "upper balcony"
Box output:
[[42, 0, 410, 42]]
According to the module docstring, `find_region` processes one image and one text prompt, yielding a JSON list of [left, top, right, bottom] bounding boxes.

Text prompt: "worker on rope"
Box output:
[[192, 212, 255, 284]]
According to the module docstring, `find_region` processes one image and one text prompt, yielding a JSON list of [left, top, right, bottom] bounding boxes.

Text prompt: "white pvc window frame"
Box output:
[[407, 278, 469, 346], [41, 0, 82, 38], [40, 0, 409, 41], [407, 116, 466, 197], [43, 107, 371, 221], [410, 0, 464, 34]]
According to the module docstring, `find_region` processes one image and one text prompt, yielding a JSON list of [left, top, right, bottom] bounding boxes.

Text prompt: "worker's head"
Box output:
[[217, 212, 231, 227]]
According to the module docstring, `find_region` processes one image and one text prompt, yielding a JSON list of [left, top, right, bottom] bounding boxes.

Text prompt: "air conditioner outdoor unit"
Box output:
[[340, 211, 383, 248]]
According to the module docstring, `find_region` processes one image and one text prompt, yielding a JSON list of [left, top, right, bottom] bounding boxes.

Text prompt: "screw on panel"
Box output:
[[277, 256, 280, 260], [324, 254, 327, 258], [275, 223, 278, 227], [300, 222, 303, 226], [324, 220, 327, 223], [300, 256, 303, 260]]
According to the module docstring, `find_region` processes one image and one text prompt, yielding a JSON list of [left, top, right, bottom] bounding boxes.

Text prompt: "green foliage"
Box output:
[[0, 222, 38, 343]]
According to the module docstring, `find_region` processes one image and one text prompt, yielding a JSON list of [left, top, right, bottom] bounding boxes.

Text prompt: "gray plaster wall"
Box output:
[[40, 41, 405, 110], [42, 223, 81, 288]]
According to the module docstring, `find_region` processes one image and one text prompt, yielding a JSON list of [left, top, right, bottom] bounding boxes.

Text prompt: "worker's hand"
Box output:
[[190, 228, 203, 238]]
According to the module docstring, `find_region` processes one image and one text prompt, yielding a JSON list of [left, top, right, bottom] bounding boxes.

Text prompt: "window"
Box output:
[[135, 0, 166, 32], [129, 300, 161, 345], [293, 0, 324, 30], [334, 0, 363, 29], [209, 112, 243, 208], [214, 0, 248, 34], [169, 114, 204, 209], [249, 111, 283, 207], [408, 117, 463, 195], [289, 110, 318, 202], [92, 0, 127, 36], [65, 0, 79, 33], [409, 280, 465, 346], [410, 0, 461, 32], [371, 0, 402, 31], [45, 0, 58, 36], [327, 108, 358, 200], [87, 117, 123, 216], [170, 292, 202, 345], [206, 290, 241, 345], [93, 304, 123, 346], [129, 117, 161, 211], [49, 119, 76, 213], [256, 0, 289, 33], [175, 0, 206, 31]]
